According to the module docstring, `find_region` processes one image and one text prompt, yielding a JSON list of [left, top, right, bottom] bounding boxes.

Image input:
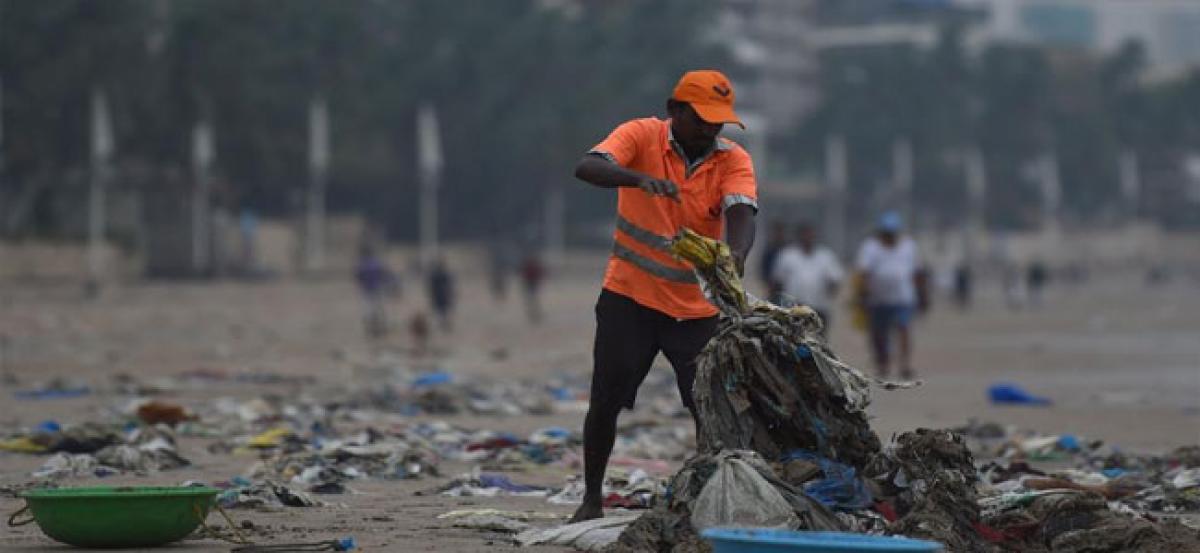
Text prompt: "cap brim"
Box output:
[[692, 103, 745, 129]]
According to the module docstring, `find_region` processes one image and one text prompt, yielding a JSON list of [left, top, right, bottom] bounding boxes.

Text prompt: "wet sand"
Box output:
[[1, 261, 1197, 551]]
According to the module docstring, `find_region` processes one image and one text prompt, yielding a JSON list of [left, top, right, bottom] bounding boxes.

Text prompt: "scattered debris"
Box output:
[[516, 514, 641, 551]]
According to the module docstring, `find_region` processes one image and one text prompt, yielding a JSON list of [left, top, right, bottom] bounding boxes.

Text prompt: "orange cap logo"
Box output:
[[671, 70, 744, 129]]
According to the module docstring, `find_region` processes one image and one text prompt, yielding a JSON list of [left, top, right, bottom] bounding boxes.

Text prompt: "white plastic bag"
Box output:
[[691, 453, 799, 531]]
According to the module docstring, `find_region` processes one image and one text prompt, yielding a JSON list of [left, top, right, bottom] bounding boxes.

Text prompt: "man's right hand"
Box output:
[[636, 176, 681, 203]]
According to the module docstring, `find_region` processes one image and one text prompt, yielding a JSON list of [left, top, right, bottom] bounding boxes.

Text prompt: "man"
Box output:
[[855, 212, 920, 379], [354, 240, 397, 339], [520, 252, 546, 324], [760, 219, 787, 302], [571, 69, 757, 522], [427, 258, 455, 332], [1026, 260, 1048, 307], [771, 222, 843, 335]]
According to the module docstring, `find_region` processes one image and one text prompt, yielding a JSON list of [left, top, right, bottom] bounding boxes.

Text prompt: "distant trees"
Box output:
[[0, 0, 724, 241], [789, 28, 1200, 231]]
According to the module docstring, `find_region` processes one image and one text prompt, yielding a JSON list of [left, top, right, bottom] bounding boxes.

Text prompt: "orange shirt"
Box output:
[[590, 117, 757, 319]]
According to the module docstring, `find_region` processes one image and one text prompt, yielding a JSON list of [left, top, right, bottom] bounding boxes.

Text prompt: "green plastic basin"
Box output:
[[16, 486, 219, 548]]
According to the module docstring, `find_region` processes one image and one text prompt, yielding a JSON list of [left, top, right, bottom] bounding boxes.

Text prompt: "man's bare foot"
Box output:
[[569, 499, 604, 523]]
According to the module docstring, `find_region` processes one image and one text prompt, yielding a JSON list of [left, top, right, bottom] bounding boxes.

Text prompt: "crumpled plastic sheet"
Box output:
[[783, 450, 874, 511], [218, 479, 327, 510], [691, 452, 799, 530], [515, 514, 641, 551], [419, 470, 550, 498], [611, 450, 843, 551]]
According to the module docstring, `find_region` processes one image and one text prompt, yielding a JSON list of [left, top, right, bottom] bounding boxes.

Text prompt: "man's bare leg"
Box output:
[[898, 326, 914, 379], [571, 401, 619, 522]]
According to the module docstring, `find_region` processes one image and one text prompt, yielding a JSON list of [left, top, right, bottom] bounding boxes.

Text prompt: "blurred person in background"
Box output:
[[520, 252, 546, 324], [1027, 260, 1049, 307], [355, 240, 397, 340], [771, 222, 843, 336], [855, 212, 922, 379], [428, 258, 456, 332], [488, 239, 516, 303], [760, 219, 787, 302], [953, 262, 972, 310], [570, 69, 757, 522]]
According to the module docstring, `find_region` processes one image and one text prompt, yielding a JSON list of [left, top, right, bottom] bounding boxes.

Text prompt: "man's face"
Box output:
[[879, 230, 898, 246], [798, 227, 816, 249], [669, 101, 723, 153]]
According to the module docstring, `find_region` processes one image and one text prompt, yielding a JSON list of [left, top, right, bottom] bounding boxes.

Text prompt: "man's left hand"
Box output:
[[732, 251, 746, 277]]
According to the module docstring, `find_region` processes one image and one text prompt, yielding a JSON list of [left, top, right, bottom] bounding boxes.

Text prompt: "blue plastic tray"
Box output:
[[702, 529, 943, 553]]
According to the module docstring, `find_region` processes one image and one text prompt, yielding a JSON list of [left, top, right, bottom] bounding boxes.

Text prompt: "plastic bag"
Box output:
[[691, 454, 799, 531]]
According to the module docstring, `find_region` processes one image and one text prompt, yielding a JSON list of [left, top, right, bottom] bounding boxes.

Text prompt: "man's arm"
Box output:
[[724, 204, 755, 276], [574, 155, 679, 201]]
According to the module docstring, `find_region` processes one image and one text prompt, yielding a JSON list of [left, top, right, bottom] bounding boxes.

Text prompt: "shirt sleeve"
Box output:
[[824, 250, 845, 281], [720, 147, 758, 212], [855, 240, 875, 272], [770, 249, 793, 283], [589, 119, 652, 168]]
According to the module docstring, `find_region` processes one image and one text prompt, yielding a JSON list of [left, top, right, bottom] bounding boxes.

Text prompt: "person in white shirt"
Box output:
[[854, 212, 923, 379], [770, 223, 843, 335]]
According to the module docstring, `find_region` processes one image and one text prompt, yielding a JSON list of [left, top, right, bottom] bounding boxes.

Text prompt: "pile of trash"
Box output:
[[590, 230, 1200, 553], [864, 429, 991, 551], [595, 230, 913, 551], [212, 477, 330, 510], [1, 421, 191, 478], [675, 229, 912, 466]]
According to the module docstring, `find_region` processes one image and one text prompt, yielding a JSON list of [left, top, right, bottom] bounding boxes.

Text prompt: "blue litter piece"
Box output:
[[334, 537, 357, 551], [702, 528, 942, 552], [549, 387, 574, 401], [783, 450, 873, 511], [1102, 468, 1127, 479], [1057, 434, 1081, 451], [477, 473, 542, 493], [14, 386, 90, 400], [411, 371, 453, 388], [987, 383, 1051, 406], [795, 345, 813, 359], [538, 426, 571, 439], [35, 420, 62, 433]]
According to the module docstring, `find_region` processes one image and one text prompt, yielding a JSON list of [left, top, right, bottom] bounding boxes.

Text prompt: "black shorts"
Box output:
[[591, 289, 718, 412]]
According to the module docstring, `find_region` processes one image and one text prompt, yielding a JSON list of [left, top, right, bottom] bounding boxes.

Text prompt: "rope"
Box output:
[[230, 541, 344, 552], [7, 504, 34, 527], [195, 503, 250, 545], [194, 502, 354, 551]]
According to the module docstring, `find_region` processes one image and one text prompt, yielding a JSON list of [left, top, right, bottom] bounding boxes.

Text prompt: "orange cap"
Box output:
[[671, 70, 744, 129]]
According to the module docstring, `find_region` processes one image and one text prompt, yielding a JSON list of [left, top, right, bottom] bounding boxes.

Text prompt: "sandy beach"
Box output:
[[2, 261, 1198, 551]]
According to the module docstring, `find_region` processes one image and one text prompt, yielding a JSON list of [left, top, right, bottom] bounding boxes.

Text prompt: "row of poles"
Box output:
[[0, 79, 1145, 282], [69, 88, 447, 283]]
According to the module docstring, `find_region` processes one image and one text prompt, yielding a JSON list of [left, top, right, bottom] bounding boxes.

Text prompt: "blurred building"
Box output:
[[958, 0, 1200, 77], [717, 0, 821, 173]]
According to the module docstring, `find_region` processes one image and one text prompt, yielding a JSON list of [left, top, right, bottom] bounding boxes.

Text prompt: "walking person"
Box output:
[[760, 220, 787, 303], [770, 222, 843, 336], [427, 258, 455, 332], [520, 252, 547, 324], [354, 241, 396, 339], [570, 70, 757, 522], [855, 212, 921, 380]]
